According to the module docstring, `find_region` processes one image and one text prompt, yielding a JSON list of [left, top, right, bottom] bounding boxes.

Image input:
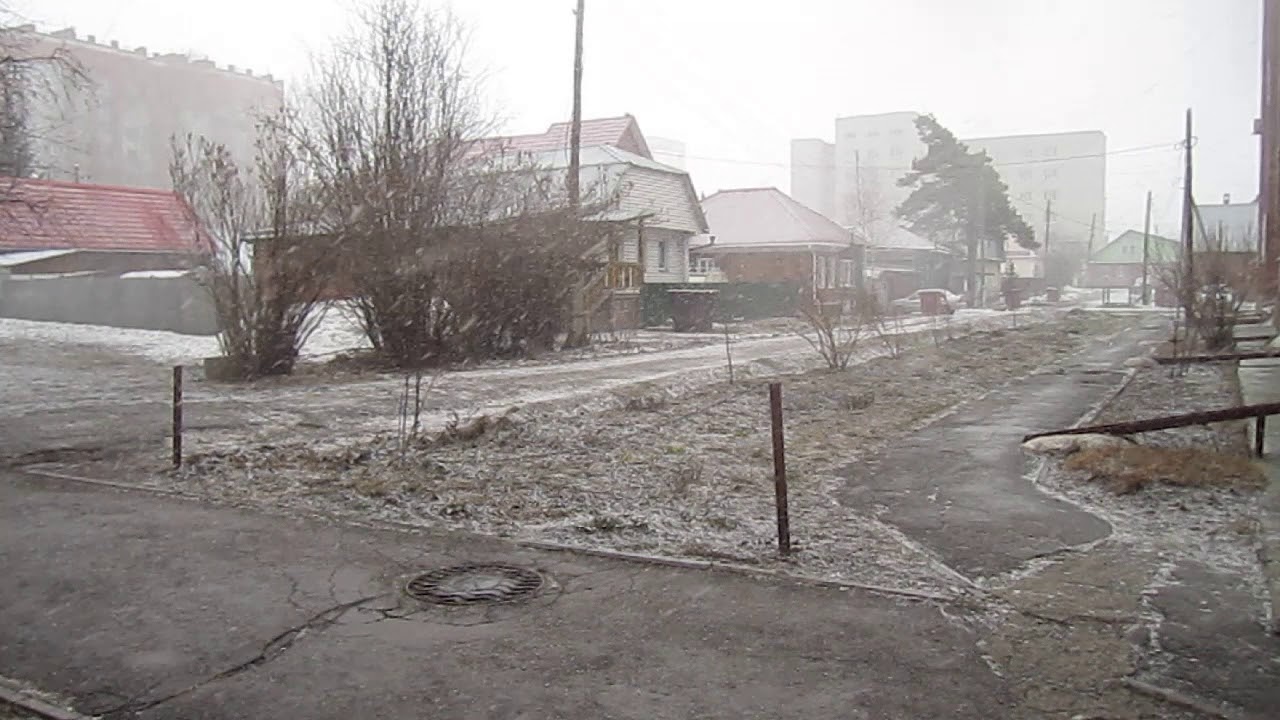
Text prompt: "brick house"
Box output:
[[691, 188, 863, 309]]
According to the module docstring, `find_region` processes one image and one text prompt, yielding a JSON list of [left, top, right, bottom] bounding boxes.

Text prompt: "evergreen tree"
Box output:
[[895, 115, 1036, 302]]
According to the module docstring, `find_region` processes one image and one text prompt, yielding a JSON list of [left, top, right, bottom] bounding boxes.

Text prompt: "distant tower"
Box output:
[[649, 136, 687, 169]]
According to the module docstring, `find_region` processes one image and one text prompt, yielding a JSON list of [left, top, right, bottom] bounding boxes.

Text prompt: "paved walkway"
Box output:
[[0, 471, 1008, 720], [840, 321, 1162, 578], [1236, 324, 1280, 632]]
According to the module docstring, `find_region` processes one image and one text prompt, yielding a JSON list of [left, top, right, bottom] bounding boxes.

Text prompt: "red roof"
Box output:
[[469, 115, 652, 159], [0, 177, 204, 254]]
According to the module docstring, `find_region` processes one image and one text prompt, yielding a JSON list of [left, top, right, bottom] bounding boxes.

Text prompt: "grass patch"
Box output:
[[1063, 445, 1266, 494]]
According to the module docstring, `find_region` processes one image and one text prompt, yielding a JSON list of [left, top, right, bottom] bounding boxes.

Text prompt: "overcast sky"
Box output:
[[16, 0, 1264, 242]]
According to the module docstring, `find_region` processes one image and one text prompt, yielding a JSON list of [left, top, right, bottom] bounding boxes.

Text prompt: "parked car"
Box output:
[[890, 289, 963, 315]]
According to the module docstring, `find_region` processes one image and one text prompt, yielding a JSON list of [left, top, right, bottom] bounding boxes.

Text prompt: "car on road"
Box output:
[[890, 289, 964, 315]]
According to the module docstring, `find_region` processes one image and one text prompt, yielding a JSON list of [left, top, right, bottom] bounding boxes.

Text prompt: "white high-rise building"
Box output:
[[648, 137, 688, 170], [791, 112, 1105, 253]]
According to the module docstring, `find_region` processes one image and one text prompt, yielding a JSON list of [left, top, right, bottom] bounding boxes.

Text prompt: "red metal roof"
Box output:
[[470, 115, 652, 159], [0, 177, 204, 254]]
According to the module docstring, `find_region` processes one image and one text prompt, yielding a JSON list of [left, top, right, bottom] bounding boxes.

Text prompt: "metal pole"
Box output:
[[1257, 414, 1267, 458], [768, 382, 790, 556], [1141, 191, 1153, 304], [1181, 109, 1195, 311], [172, 365, 184, 468], [567, 0, 585, 207]]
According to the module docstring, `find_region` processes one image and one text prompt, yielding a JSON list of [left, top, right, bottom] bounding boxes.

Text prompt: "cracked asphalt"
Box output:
[[0, 471, 1009, 720]]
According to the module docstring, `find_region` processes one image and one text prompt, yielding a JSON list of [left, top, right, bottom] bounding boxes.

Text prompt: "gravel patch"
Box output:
[[141, 312, 1136, 595]]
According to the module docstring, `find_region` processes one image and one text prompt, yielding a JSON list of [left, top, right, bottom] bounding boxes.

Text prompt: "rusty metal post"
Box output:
[[1257, 415, 1267, 457], [769, 382, 791, 556], [172, 365, 183, 468]]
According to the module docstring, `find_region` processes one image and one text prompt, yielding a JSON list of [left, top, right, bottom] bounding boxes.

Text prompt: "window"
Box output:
[[1018, 191, 1032, 202], [1044, 189, 1058, 201], [889, 145, 903, 157], [840, 259, 856, 286], [656, 239, 668, 271], [867, 129, 880, 137], [865, 149, 879, 160], [890, 127, 904, 136], [1043, 167, 1058, 179], [1044, 145, 1058, 157], [694, 257, 718, 274]]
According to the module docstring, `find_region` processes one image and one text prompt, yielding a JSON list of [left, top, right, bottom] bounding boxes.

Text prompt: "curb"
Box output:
[[0, 677, 94, 720], [1258, 481, 1280, 635], [17, 466, 962, 606]]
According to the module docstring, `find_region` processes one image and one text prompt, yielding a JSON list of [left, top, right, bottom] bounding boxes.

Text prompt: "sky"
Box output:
[[15, 0, 1265, 243]]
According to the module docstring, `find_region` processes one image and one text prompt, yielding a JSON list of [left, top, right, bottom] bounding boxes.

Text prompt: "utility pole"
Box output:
[[567, 0, 585, 207], [1042, 198, 1052, 284], [1141, 191, 1153, 304], [1180, 108, 1195, 311], [1086, 213, 1097, 258]]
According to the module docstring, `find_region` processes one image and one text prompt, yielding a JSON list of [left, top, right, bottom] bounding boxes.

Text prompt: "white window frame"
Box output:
[[657, 238, 668, 271]]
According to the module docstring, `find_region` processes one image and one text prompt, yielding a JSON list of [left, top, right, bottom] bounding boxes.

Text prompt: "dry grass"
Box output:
[[1063, 445, 1266, 494]]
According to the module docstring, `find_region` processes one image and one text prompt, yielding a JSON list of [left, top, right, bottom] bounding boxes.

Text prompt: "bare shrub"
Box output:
[[170, 117, 334, 379], [858, 291, 906, 358], [798, 299, 865, 370], [295, 0, 626, 369], [1157, 248, 1259, 351]]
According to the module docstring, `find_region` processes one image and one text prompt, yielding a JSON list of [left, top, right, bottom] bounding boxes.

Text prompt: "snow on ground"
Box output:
[[1034, 362, 1266, 587], [139, 311, 1136, 594]]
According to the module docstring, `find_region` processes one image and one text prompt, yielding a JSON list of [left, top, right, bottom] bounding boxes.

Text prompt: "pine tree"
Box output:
[[895, 114, 1036, 303]]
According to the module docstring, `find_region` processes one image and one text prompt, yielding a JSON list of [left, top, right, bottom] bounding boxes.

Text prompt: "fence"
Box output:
[[0, 271, 218, 335]]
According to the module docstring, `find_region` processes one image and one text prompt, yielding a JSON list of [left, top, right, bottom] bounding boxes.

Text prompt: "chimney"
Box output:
[[1223, 193, 1231, 205], [87, 35, 96, 43], [50, 27, 76, 40], [134, 46, 147, 56], [111, 40, 119, 49], [245, 68, 254, 76], [227, 64, 237, 72]]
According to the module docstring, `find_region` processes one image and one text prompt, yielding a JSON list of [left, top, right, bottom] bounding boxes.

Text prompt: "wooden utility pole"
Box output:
[[1042, 198, 1052, 285], [1086, 213, 1097, 258], [768, 383, 791, 556], [1263, 0, 1280, 317], [567, 0, 585, 207], [1180, 109, 1195, 310], [1141, 191, 1153, 304]]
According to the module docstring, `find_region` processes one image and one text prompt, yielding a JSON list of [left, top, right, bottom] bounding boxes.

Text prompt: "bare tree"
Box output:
[[0, 7, 88, 184], [844, 173, 890, 246], [170, 115, 336, 379], [295, 0, 627, 368]]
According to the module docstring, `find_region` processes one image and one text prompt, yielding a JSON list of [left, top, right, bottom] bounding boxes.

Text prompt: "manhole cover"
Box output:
[[405, 564, 545, 605]]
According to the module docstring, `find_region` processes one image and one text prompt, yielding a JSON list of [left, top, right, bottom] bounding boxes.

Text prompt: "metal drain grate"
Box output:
[[405, 564, 545, 605]]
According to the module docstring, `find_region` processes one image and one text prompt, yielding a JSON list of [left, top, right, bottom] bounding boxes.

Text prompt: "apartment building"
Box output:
[[17, 26, 284, 189], [792, 112, 1105, 253]]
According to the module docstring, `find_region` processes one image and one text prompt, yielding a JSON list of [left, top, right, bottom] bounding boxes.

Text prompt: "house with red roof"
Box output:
[[0, 177, 207, 274], [0, 178, 216, 333], [692, 187, 863, 307]]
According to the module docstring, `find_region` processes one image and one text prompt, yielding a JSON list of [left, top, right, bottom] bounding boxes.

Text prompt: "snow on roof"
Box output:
[[470, 115, 652, 160], [1195, 200, 1259, 253], [863, 221, 938, 251], [0, 249, 76, 267], [0, 177, 206, 254], [120, 269, 191, 279], [700, 187, 856, 250]]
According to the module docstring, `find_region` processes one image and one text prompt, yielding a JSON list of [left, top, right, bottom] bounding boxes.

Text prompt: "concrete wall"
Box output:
[[23, 27, 284, 188], [0, 273, 218, 335]]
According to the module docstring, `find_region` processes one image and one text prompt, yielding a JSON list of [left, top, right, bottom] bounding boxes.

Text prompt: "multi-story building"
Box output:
[[791, 112, 1106, 254], [17, 26, 284, 189]]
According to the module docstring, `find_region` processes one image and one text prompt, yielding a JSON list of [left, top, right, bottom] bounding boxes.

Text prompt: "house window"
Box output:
[[694, 257, 718, 274], [1043, 167, 1058, 179], [657, 239, 668, 271], [840, 259, 855, 286]]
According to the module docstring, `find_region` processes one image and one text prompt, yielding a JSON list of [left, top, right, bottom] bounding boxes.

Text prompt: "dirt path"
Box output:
[[839, 317, 1161, 578]]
